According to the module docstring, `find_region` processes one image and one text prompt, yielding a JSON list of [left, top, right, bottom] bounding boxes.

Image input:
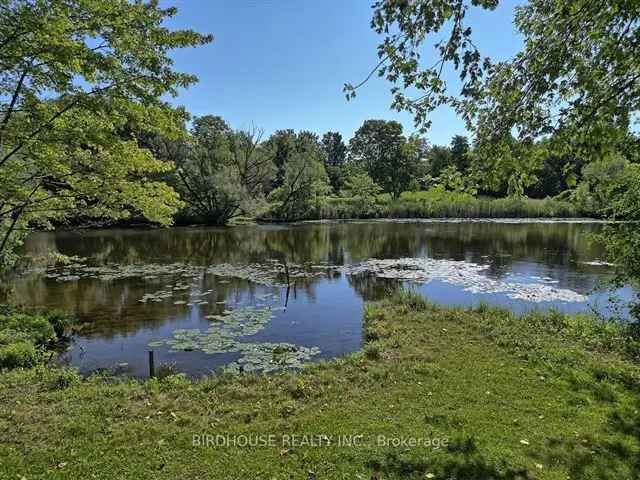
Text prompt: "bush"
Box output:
[[0, 305, 76, 370], [0, 341, 39, 369], [49, 368, 81, 389], [41, 310, 73, 339], [0, 312, 56, 346]]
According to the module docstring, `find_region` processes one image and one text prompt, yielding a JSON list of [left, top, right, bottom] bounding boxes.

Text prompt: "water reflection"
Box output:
[[5, 220, 630, 377]]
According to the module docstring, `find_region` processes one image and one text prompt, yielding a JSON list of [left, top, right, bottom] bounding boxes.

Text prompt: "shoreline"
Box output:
[[46, 216, 609, 235], [1, 293, 638, 478]]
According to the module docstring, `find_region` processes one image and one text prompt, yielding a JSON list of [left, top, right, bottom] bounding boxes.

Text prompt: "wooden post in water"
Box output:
[[148, 350, 155, 378], [283, 257, 291, 308]]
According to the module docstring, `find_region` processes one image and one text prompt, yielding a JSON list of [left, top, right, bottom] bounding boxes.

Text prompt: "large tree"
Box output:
[[321, 131, 347, 193], [175, 117, 274, 224], [348, 120, 418, 198], [264, 129, 297, 189], [228, 126, 274, 199], [175, 116, 239, 224], [0, 0, 211, 267], [268, 131, 329, 220], [348, 0, 639, 142], [450, 135, 470, 172]]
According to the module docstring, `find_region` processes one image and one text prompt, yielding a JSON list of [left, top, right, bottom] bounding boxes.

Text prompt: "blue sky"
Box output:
[[163, 1, 523, 146]]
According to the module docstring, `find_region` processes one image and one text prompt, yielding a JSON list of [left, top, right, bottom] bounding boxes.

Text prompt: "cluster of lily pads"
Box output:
[[139, 285, 213, 305], [148, 306, 321, 372], [224, 342, 322, 373], [46, 259, 330, 286], [341, 257, 588, 303], [46, 261, 205, 282]]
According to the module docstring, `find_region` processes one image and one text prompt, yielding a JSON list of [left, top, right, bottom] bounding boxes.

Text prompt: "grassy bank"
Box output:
[[1, 293, 639, 479]]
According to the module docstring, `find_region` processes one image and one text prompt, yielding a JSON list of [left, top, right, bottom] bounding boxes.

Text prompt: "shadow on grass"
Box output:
[[368, 451, 532, 480], [368, 437, 532, 479], [537, 397, 640, 479]]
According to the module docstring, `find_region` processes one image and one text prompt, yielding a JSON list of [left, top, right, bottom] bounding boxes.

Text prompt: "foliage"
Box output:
[[526, 150, 586, 199], [434, 165, 477, 195], [472, 135, 543, 197], [572, 155, 632, 217], [450, 135, 470, 172], [0, 305, 76, 370], [0, 341, 38, 369], [175, 116, 240, 223], [263, 129, 297, 188], [175, 117, 273, 224], [318, 189, 578, 220], [348, 120, 419, 198], [351, 0, 640, 141], [341, 171, 382, 215], [321, 131, 347, 193], [0, 0, 212, 269], [424, 145, 453, 178], [228, 126, 275, 201], [0, 311, 55, 346], [598, 163, 640, 319], [267, 132, 330, 220]]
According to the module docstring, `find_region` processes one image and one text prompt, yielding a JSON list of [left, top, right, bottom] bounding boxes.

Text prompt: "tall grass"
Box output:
[[315, 189, 582, 220]]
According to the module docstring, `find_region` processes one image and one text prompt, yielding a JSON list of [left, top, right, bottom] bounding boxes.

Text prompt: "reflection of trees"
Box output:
[[8, 266, 324, 338], [9, 221, 611, 335], [22, 222, 606, 273], [347, 273, 401, 302]]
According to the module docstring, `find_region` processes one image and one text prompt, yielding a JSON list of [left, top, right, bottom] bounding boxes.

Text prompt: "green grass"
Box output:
[[316, 190, 581, 220], [1, 294, 639, 479]]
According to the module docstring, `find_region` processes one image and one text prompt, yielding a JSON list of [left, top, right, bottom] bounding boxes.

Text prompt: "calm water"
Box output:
[[6, 220, 633, 377]]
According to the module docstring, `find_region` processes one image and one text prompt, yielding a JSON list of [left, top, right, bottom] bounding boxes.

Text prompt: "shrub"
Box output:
[[364, 344, 381, 360], [0, 341, 39, 369], [41, 310, 73, 339], [49, 368, 81, 390], [0, 313, 56, 346]]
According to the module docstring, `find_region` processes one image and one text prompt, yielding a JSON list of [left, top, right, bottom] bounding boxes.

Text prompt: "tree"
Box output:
[[350, 0, 640, 142], [175, 116, 239, 224], [435, 165, 476, 195], [348, 120, 418, 198], [526, 150, 586, 199], [342, 171, 381, 214], [471, 135, 542, 198], [425, 145, 453, 178], [268, 132, 330, 220], [175, 117, 273, 225], [450, 135, 470, 172], [572, 155, 632, 217], [264, 129, 297, 189], [228, 126, 275, 199], [321, 131, 347, 193], [0, 0, 211, 268], [321, 132, 347, 167]]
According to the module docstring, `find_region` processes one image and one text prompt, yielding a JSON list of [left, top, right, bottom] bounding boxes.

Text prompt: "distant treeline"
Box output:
[[133, 115, 637, 224]]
